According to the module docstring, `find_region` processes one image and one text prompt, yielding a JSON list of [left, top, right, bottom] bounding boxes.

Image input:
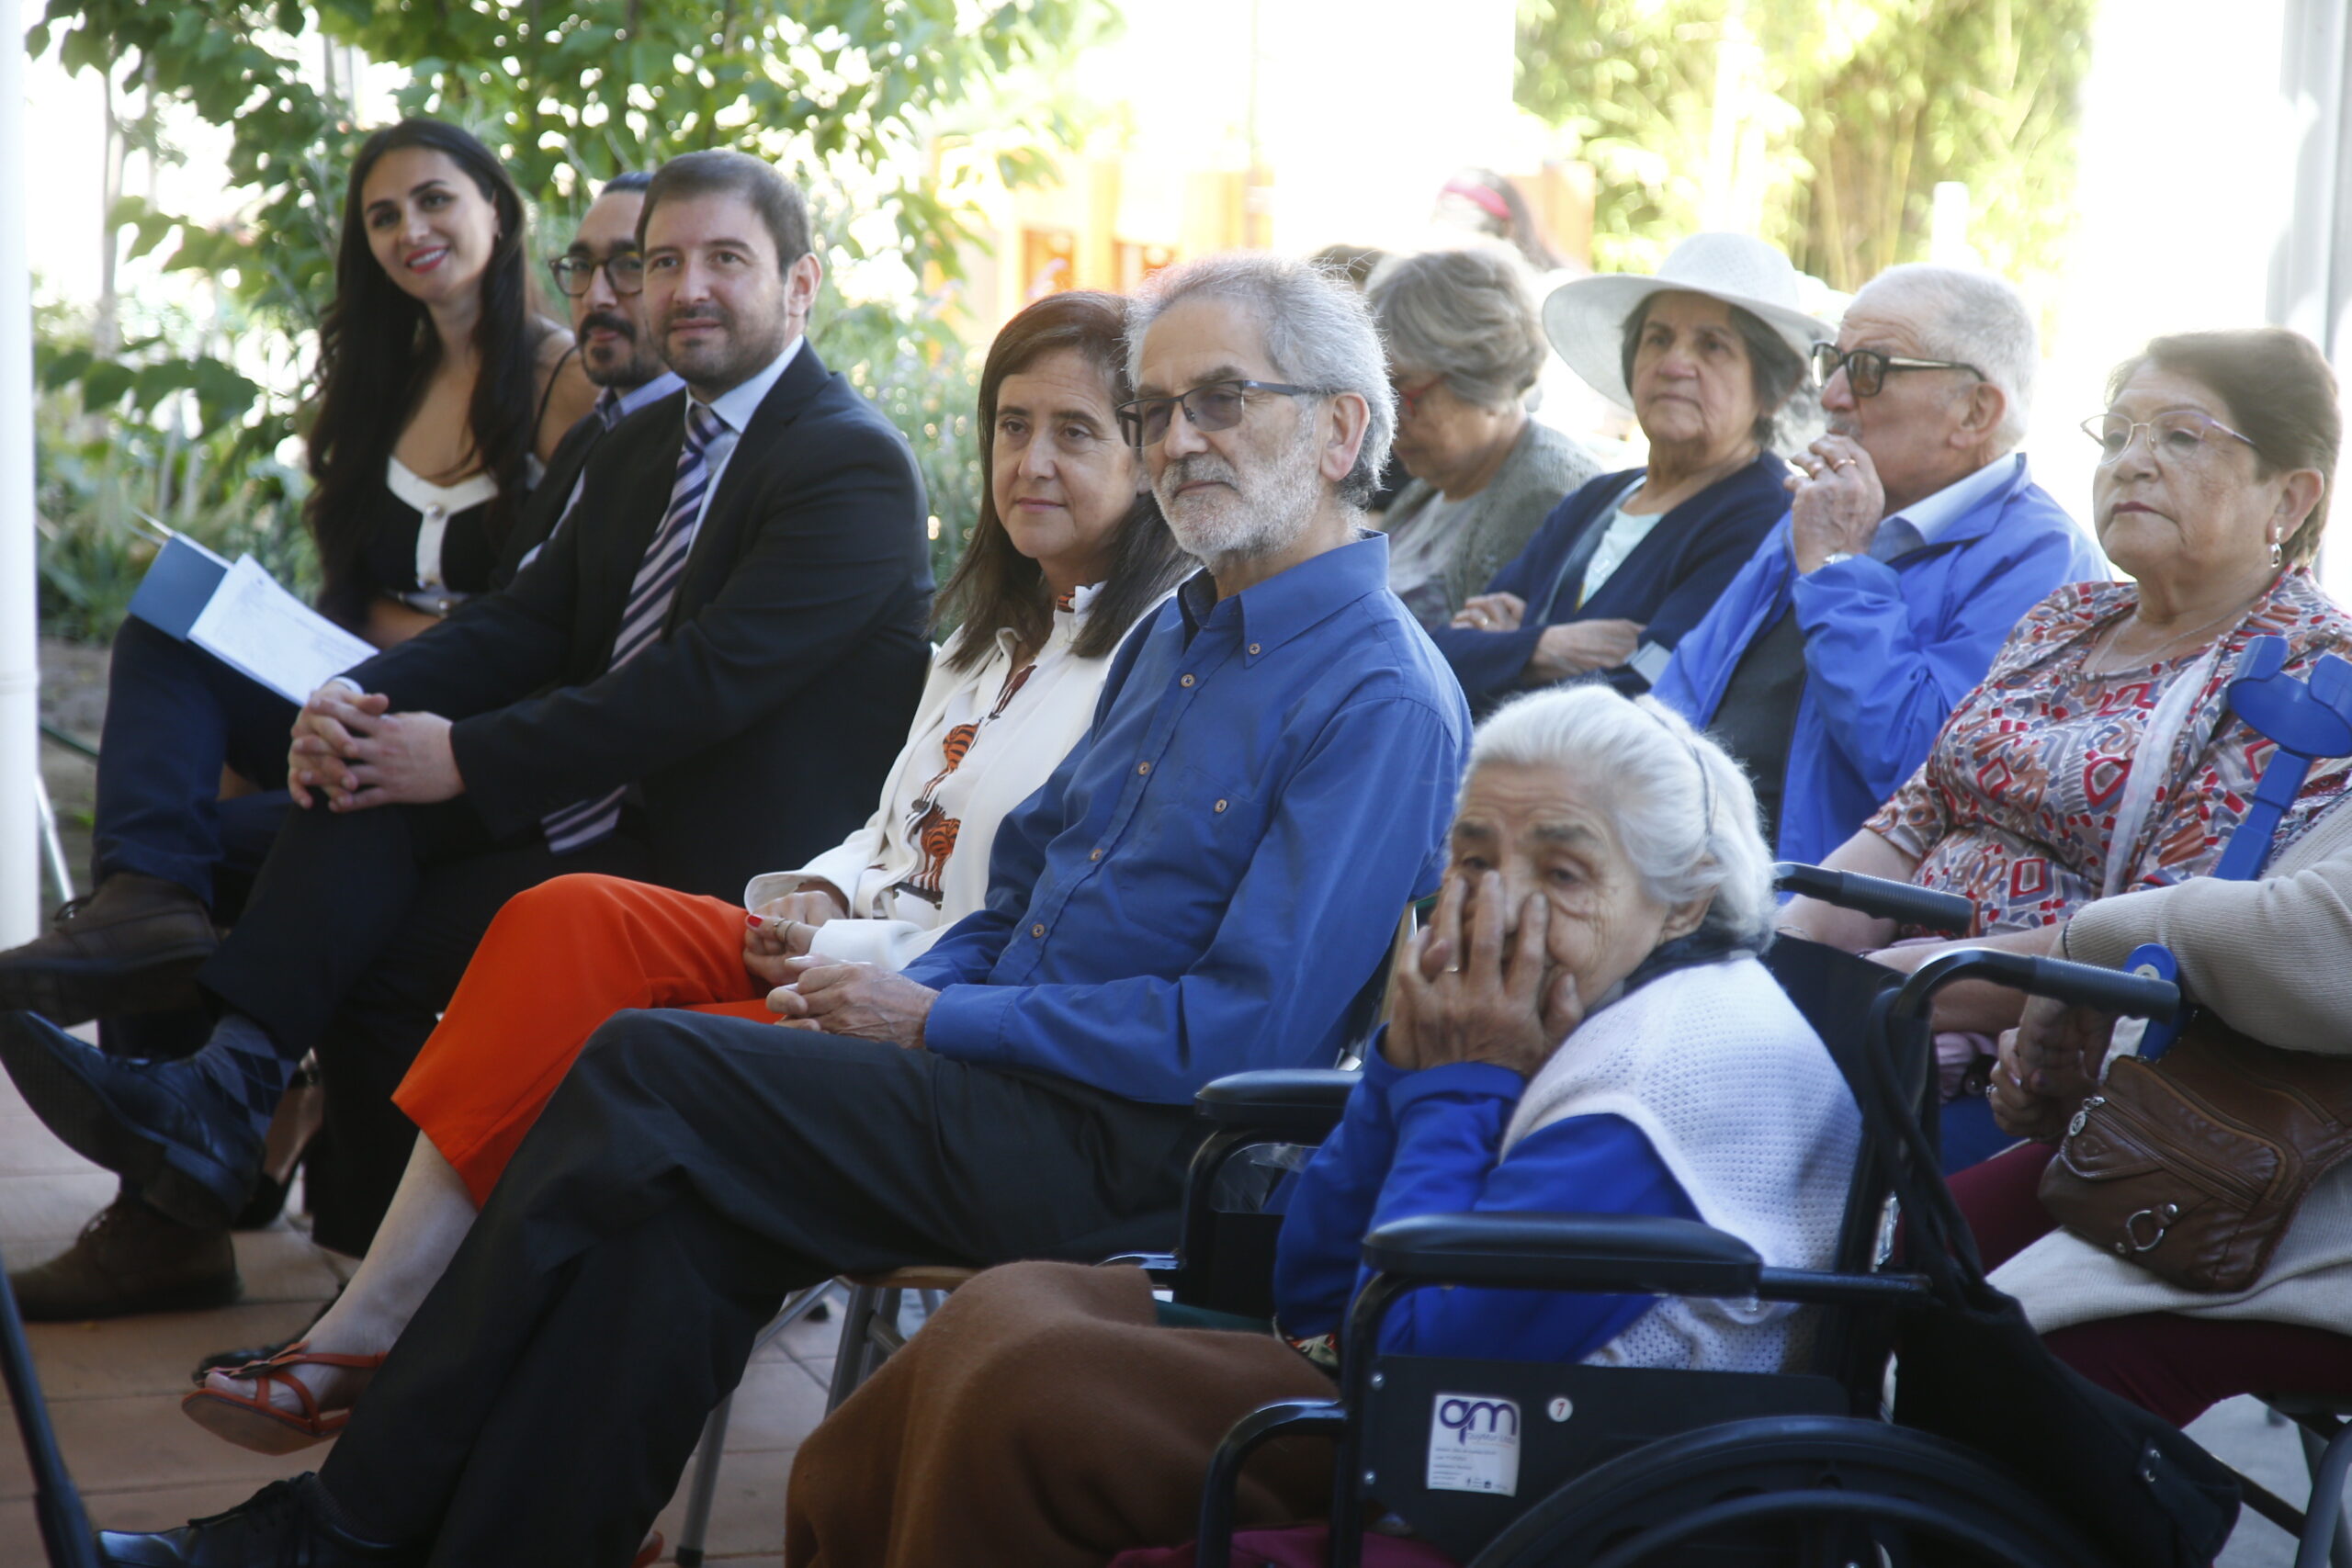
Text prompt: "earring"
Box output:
[[2271, 536, 2285, 569]]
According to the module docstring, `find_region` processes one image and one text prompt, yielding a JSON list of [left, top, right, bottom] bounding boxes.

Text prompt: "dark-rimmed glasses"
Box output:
[[1116, 379, 1328, 447], [548, 251, 645, 298], [2078, 412, 2259, 466], [1810, 343, 1984, 398]]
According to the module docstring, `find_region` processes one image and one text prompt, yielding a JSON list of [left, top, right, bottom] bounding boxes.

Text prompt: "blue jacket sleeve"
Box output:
[[1651, 525, 1788, 727], [1270, 1044, 1408, 1337], [919, 695, 1461, 1101], [1636, 500, 1788, 657], [1790, 521, 2090, 807]]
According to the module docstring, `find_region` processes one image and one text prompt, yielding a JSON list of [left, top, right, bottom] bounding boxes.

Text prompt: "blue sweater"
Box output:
[[1654, 457, 2103, 865], [1272, 1042, 1696, 1359], [1427, 455, 1790, 711]]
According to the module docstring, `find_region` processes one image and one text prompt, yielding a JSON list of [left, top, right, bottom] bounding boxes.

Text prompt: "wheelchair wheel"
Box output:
[[1464, 1415, 2109, 1568]]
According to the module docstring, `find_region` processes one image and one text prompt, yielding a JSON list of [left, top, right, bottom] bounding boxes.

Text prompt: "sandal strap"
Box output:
[[219, 1340, 388, 1426]]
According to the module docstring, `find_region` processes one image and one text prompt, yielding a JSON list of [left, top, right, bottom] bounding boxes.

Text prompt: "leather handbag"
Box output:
[[2039, 1013, 2352, 1292]]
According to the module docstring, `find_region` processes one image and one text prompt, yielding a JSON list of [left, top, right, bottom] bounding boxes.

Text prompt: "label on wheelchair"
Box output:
[[1426, 1392, 1521, 1495]]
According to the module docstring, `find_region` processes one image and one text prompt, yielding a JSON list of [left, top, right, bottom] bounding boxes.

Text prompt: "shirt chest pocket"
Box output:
[[1119, 760, 1267, 879]]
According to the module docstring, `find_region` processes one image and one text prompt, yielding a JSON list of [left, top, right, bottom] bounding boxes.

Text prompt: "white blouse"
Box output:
[[742, 583, 1152, 971]]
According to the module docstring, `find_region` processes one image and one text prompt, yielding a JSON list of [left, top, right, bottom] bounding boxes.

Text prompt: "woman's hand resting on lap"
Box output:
[[1383, 871, 1582, 1078], [742, 886, 851, 987]]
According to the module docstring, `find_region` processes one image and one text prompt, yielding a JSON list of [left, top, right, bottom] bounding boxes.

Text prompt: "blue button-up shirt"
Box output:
[[906, 534, 1472, 1104]]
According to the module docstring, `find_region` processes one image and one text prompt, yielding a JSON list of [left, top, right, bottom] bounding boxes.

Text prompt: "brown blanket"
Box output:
[[785, 1261, 1340, 1567]]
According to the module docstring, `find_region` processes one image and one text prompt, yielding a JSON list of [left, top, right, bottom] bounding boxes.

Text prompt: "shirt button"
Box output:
[[1247, 642, 1261, 656], [1180, 673, 1195, 687], [1137, 761, 1151, 775], [1089, 847, 1103, 861], [1215, 798, 1228, 813], [1031, 922, 1046, 938]]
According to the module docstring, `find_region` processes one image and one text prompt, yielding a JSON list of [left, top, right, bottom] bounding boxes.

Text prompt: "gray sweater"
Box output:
[[1379, 419, 1600, 631]]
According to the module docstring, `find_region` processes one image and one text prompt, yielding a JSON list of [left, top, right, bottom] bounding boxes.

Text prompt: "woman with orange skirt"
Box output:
[[179, 288, 1191, 1454]]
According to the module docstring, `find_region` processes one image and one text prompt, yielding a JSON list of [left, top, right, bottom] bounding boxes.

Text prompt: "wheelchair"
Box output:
[[1114, 864, 2341, 1568]]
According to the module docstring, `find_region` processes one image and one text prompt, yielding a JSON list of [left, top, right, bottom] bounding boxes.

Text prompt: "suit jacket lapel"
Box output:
[[666, 345, 832, 627], [579, 396, 690, 666]]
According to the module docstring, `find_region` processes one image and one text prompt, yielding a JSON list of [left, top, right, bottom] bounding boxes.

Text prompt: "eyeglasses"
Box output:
[[548, 251, 644, 298], [1116, 379, 1328, 447], [1810, 343, 1984, 398], [1393, 377, 1442, 422], [2078, 411, 2259, 466]]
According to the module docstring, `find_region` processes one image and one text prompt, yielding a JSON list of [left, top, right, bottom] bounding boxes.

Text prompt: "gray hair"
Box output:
[[1466, 685, 1777, 953], [1125, 252, 1396, 507], [1859, 264, 2038, 451], [1366, 246, 1547, 412]]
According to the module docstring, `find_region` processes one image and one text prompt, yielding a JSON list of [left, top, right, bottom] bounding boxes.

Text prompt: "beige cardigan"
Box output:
[[1990, 804, 2352, 1334]]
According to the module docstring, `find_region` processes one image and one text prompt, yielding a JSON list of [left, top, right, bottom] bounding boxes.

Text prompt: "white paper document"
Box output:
[[188, 555, 376, 705]]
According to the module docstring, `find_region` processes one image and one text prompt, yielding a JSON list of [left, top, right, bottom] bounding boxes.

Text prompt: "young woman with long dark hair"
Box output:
[[0, 118, 591, 1321]]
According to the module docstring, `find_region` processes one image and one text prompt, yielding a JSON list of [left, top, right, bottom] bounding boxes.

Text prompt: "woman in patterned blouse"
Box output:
[[1778, 328, 2352, 1055]]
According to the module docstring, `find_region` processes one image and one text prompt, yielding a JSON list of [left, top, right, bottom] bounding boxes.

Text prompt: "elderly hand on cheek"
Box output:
[[767, 957, 939, 1050], [1382, 870, 1583, 1077]]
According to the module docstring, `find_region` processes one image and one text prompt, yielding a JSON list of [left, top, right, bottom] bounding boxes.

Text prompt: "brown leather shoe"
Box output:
[[11, 1189, 241, 1321], [0, 873, 218, 1025]]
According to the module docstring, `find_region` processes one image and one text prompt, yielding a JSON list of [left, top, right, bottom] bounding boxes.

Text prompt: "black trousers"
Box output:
[[198, 795, 648, 1253], [317, 1009, 1202, 1567]]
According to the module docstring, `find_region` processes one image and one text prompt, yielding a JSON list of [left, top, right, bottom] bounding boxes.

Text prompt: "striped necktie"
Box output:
[[543, 398, 725, 853]]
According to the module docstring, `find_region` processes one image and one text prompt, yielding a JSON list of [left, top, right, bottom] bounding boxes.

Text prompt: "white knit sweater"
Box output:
[[1992, 804, 2352, 1335], [1501, 956, 1863, 1371]]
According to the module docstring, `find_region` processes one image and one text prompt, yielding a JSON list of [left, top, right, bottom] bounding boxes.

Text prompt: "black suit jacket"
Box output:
[[347, 344, 933, 897], [486, 410, 606, 588]]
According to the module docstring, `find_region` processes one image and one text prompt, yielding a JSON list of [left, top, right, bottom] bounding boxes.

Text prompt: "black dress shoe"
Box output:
[[0, 1011, 260, 1230], [0, 873, 217, 1026], [97, 1474, 419, 1565]]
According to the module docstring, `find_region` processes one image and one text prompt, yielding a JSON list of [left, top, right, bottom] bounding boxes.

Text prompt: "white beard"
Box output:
[[1156, 417, 1325, 560]]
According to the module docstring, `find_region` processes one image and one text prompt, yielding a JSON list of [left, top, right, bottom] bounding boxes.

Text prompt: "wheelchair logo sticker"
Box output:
[[1427, 1393, 1521, 1495]]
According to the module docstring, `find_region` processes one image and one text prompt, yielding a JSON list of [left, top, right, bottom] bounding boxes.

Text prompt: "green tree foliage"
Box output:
[[28, 0, 1110, 633], [1518, 0, 2094, 295]]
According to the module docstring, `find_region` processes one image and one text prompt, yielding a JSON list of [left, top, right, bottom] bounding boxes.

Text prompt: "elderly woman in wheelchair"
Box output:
[[783, 684, 1866, 1567]]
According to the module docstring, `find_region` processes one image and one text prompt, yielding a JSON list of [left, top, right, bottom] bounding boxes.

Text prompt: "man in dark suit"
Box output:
[[0, 151, 933, 1271], [0, 170, 692, 1323]]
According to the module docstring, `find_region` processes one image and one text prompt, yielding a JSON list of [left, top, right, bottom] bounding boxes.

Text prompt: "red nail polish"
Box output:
[[744, 912, 763, 929]]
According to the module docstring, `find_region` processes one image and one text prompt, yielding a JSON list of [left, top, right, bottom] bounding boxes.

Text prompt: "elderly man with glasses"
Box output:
[[1653, 263, 2103, 865], [90, 252, 1469, 1566]]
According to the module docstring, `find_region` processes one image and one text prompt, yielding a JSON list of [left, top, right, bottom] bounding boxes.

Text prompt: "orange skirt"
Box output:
[[392, 873, 776, 1205]]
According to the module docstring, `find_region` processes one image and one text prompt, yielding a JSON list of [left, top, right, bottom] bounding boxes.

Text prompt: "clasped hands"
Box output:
[[287, 683, 463, 811], [1451, 592, 1644, 683], [743, 884, 936, 1048], [1989, 993, 2118, 1141], [1383, 870, 1582, 1078], [1786, 434, 1887, 574]]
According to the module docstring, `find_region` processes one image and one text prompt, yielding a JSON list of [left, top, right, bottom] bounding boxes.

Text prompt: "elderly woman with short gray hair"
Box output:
[[783, 684, 1861, 1568], [1430, 233, 1827, 715], [1370, 246, 1601, 629]]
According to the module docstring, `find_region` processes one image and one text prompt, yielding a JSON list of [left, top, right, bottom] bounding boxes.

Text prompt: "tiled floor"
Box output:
[[0, 1062, 838, 1563]]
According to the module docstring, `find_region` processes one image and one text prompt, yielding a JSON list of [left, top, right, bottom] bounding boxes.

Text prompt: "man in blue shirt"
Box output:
[[102, 254, 1471, 1565], [1654, 265, 2104, 865]]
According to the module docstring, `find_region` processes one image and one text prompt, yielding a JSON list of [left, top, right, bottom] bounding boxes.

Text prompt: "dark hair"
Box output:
[[938, 290, 1193, 671], [2109, 328, 2341, 563], [638, 151, 810, 268], [1618, 292, 1809, 451], [1310, 243, 1387, 290], [600, 171, 652, 197], [308, 118, 547, 628]]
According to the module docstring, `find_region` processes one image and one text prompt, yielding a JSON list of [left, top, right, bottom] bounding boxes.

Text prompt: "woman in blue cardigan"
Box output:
[[1435, 234, 1829, 712]]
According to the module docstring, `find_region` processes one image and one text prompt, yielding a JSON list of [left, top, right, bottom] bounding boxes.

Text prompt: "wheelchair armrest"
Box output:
[[1361, 1213, 1762, 1299], [1194, 1068, 1362, 1142], [1772, 862, 1973, 934]]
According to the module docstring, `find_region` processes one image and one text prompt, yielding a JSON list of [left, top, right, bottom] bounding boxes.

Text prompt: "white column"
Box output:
[[0, 13, 39, 943]]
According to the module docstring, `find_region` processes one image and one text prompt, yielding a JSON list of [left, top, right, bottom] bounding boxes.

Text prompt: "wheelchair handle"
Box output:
[[1772, 863, 1973, 935], [1890, 947, 2181, 1028]]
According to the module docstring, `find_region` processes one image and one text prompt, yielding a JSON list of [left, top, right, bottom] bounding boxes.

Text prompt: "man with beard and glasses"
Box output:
[[0, 151, 932, 1280], [85, 252, 1469, 1568], [1653, 264, 2101, 865]]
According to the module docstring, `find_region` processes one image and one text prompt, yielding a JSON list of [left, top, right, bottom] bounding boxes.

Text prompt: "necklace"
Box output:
[[2082, 596, 2256, 677]]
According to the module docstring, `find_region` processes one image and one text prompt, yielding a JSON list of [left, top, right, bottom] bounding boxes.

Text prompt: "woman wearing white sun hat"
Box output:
[[1429, 231, 1832, 715]]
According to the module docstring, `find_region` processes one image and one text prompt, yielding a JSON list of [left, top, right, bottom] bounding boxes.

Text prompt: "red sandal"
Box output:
[[179, 1339, 388, 1455]]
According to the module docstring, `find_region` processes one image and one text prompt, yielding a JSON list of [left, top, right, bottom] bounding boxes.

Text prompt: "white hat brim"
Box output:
[[1543, 274, 1835, 414]]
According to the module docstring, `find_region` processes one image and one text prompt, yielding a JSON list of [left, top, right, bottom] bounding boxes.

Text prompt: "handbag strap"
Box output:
[[2101, 644, 2223, 899]]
